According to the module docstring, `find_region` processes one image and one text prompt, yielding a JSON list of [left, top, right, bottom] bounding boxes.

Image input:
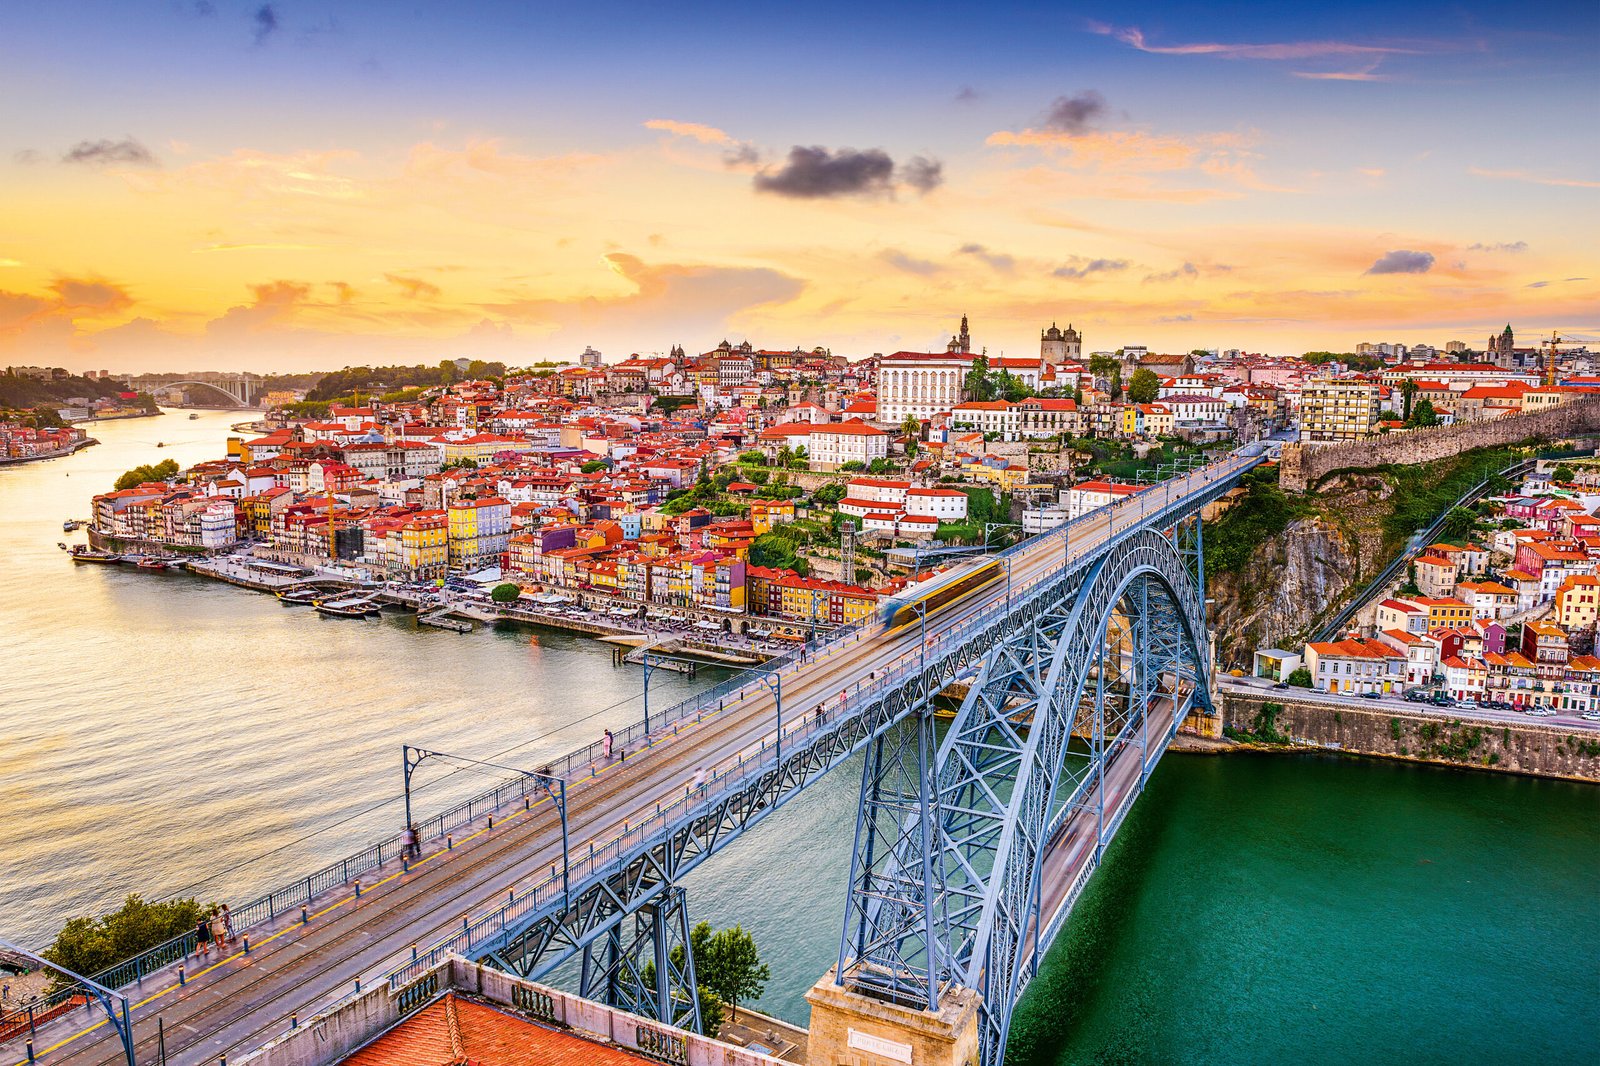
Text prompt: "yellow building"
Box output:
[[401, 511, 448, 579], [1419, 596, 1472, 629], [1299, 378, 1380, 442], [751, 500, 796, 536]]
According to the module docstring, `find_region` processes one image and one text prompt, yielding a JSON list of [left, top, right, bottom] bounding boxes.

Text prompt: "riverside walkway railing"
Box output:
[[58, 456, 1257, 1004]]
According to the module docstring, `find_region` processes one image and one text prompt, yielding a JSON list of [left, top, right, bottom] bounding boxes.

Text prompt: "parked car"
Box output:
[[1272, 681, 1289, 690], [1362, 691, 1382, 700]]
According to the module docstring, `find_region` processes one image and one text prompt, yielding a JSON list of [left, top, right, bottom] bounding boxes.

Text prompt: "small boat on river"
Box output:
[[71, 548, 122, 564], [278, 587, 322, 606]]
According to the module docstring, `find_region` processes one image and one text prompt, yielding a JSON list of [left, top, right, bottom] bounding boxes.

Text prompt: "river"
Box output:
[[2, 412, 1595, 1062]]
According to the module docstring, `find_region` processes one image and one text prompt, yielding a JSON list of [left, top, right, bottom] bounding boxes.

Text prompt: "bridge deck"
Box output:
[[13, 457, 1255, 1066]]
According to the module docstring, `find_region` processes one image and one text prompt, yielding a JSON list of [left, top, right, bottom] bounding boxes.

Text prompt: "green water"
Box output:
[[1007, 752, 1600, 1065]]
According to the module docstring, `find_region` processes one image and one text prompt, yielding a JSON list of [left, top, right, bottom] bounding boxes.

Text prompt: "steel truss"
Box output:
[[400, 476, 1237, 1053], [837, 525, 1214, 1066]]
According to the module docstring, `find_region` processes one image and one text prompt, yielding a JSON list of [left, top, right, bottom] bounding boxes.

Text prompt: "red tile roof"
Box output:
[[342, 993, 649, 1066]]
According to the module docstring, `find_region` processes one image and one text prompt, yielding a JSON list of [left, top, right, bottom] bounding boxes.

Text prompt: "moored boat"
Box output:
[[136, 558, 172, 571], [278, 587, 322, 606], [71, 548, 123, 564], [316, 597, 379, 618]]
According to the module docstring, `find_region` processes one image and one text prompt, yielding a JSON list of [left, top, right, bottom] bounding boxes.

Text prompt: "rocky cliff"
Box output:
[[1208, 473, 1393, 667]]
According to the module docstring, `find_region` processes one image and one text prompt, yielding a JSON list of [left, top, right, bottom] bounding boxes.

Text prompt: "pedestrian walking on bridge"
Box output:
[[603, 729, 614, 760], [195, 914, 212, 958]]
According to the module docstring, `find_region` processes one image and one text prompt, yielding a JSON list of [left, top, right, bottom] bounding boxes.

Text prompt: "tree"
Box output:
[[580, 460, 609, 474], [113, 459, 180, 490], [901, 413, 922, 455], [46, 894, 208, 981], [1399, 379, 1419, 421], [1407, 398, 1440, 428], [964, 355, 994, 402], [867, 457, 895, 474], [1441, 506, 1478, 543], [1127, 367, 1160, 404], [489, 583, 521, 604], [1190, 348, 1211, 358], [1553, 463, 1576, 484], [738, 450, 766, 464], [839, 460, 866, 472], [1286, 666, 1313, 688], [811, 482, 845, 507], [698, 925, 770, 1023]]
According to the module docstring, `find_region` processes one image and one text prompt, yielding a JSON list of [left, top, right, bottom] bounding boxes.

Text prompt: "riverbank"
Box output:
[[0, 437, 97, 466], [80, 409, 163, 423], [1219, 687, 1600, 781]]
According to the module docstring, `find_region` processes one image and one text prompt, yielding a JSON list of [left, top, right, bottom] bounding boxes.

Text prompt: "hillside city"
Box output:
[[10, 318, 1600, 702]]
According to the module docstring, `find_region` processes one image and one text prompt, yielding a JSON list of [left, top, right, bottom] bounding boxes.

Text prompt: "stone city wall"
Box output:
[[1279, 396, 1600, 491]]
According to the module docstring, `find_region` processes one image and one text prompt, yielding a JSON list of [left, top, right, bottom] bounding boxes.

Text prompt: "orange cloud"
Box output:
[[644, 119, 732, 145]]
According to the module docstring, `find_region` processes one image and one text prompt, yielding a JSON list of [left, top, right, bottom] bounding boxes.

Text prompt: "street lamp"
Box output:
[[402, 745, 571, 900]]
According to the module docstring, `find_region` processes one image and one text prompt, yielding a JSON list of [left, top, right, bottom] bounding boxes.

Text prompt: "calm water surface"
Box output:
[[2, 412, 1595, 1064]]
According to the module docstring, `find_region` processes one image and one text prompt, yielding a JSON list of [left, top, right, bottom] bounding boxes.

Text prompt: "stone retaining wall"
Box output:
[[1279, 397, 1600, 491], [1222, 690, 1600, 781]]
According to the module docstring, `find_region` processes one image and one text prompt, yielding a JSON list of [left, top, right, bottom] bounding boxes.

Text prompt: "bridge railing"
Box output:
[[81, 460, 1255, 999], [387, 501, 1178, 986]]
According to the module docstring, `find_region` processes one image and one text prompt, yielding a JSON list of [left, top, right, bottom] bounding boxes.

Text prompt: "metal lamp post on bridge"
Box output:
[[401, 746, 571, 901], [0, 942, 134, 1066]]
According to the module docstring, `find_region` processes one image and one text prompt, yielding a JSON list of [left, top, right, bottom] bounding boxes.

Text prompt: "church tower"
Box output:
[[1040, 322, 1082, 364], [946, 313, 972, 355], [1487, 323, 1514, 368]]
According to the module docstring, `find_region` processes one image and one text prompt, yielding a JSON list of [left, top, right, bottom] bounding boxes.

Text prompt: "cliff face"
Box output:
[[1208, 474, 1392, 667]]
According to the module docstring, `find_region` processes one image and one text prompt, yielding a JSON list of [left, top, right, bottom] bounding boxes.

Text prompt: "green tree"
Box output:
[[490, 583, 521, 603], [580, 460, 609, 474], [45, 894, 208, 980], [699, 925, 770, 1023], [964, 355, 994, 402], [1406, 398, 1440, 428], [1126, 367, 1160, 404], [1440, 506, 1478, 543], [1286, 666, 1313, 688], [113, 459, 180, 490], [1399, 379, 1419, 421], [738, 450, 766, 464], [1553, 463, 1576, 483], [811, 482, 845, 507], [839, 460, 866, 472], [901, 414, 922, 455]]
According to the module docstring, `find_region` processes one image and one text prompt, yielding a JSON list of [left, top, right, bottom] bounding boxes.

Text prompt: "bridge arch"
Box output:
[[839, 526, 1213, 1065], [154, 379, 256, 406]]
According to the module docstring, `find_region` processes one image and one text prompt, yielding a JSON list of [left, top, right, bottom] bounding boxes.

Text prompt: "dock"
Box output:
[[418, 611, 473, 632]]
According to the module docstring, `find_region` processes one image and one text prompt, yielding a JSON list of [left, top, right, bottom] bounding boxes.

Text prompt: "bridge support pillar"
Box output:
[[805, 968, 980, 1066], [578, 885, 702, 1034]]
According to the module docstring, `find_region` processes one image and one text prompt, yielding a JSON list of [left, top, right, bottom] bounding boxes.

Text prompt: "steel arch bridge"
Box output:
[[836, 522, 1212, 1064], [382, 460, 1247, 1066]]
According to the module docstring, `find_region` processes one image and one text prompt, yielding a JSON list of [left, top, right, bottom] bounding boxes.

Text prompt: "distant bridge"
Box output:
[[8, 452, 1263, 1066], [141, 376, 262, 407]]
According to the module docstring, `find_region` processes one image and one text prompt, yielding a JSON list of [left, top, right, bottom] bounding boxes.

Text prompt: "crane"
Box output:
[[1540, 330, 1566, 388]]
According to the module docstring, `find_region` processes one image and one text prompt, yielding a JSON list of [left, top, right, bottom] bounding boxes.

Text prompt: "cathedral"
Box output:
[[1486, 323, 1514, 368], [1040, 322, 1081, 363]]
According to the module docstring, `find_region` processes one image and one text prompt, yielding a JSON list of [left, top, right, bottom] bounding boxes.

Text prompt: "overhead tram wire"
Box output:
[[155, 674, 703, 902]]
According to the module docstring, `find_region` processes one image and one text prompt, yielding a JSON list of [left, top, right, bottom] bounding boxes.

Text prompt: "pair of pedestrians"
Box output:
[[194, 904, 234, 958]]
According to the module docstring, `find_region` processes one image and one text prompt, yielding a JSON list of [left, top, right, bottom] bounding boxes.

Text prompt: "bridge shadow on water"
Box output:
[[1005, 750, 1186, 1066]]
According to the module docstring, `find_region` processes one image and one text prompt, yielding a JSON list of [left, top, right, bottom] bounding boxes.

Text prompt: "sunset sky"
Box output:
[[2, 0, 1596, 373]]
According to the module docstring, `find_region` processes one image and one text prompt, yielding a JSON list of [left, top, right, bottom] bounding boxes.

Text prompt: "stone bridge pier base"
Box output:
[[806, 969, 981, 1066]]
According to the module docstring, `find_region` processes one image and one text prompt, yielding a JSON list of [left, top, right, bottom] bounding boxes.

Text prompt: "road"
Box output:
[[1220, 676, 1600, 732], [14, 455, 1255, 1066]]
